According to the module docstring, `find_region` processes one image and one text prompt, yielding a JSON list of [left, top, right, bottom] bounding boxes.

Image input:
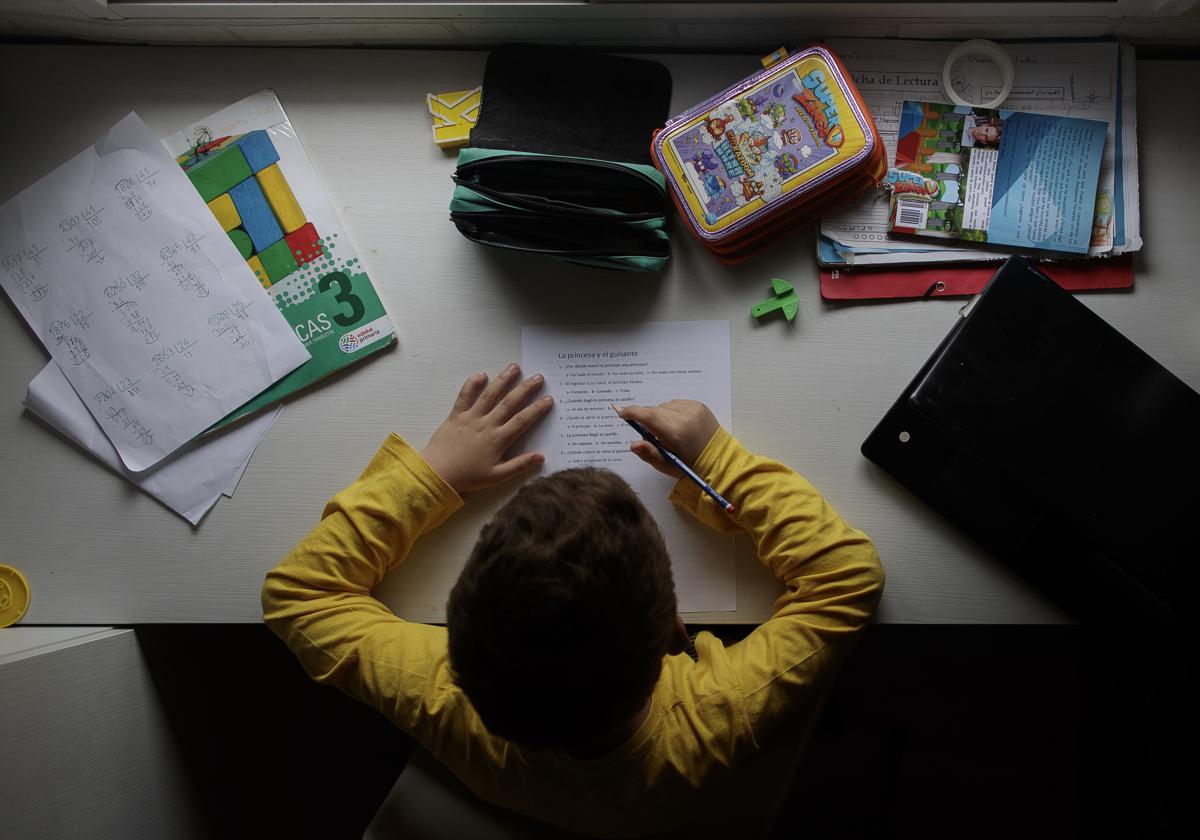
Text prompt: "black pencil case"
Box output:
[[450, 148, 670, 271], [447, 46, 674, 272]]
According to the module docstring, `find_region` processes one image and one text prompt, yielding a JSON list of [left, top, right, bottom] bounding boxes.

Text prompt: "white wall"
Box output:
[[0, 628, 204, 840]]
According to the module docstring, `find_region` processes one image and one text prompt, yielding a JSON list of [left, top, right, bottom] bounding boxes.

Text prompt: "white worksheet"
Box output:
[[822, 39, 1124, 261], [26, 362, 282, 525], [0, 113, 309, 471], [522, 320, 735, 612]]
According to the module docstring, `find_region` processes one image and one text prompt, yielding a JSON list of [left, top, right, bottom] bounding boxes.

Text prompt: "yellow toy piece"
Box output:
[[207, 193, 241, 233], [0, 564, 31, 627], [255, 163, 306, 234], [761, 47, 789, 68], [427, 87, 482, 150]]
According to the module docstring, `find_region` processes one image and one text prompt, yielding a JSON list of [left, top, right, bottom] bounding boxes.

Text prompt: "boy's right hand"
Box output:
[[618, 400, 720, 478], [420, 364, 553, 494]]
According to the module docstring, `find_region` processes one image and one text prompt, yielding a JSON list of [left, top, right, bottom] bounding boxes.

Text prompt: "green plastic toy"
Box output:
[[751, 278, 799, 322]]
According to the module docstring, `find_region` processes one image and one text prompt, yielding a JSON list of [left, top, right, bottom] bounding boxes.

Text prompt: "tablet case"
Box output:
[[862, 256, 1199, 632]]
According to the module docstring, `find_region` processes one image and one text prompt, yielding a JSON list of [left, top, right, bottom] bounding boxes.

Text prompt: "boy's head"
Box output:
[[447, 467, 678, 751]]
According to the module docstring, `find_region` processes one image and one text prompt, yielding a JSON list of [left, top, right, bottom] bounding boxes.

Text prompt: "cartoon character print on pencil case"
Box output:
[[668, 70, 847, 226]]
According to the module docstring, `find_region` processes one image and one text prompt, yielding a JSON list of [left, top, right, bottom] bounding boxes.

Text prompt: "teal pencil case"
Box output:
[[449, 147, 671, 273]]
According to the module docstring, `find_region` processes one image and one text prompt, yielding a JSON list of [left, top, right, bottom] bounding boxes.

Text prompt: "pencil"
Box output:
[[613, 405, 735, 514]]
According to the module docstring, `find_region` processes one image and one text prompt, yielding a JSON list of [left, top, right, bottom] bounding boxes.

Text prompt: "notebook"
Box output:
[[862, 257, 1199, 631]]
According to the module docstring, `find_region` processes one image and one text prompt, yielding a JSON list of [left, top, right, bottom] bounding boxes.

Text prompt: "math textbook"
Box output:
[[163, 91, 395, 427], [886, 100, 1107, 255]]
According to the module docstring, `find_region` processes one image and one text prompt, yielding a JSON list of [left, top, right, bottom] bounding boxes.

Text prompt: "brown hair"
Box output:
[[447, 468, 677, 750]]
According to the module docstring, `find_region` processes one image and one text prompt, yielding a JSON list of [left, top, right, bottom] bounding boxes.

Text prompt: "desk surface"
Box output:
[[1, 46, 1197, 625]]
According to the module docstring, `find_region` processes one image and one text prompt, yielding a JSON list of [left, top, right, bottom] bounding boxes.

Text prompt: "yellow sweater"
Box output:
[[263, 428, 883, 837]]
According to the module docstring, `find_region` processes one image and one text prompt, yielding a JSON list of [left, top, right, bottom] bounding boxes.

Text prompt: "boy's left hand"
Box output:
[[420, 364, 553, 493]]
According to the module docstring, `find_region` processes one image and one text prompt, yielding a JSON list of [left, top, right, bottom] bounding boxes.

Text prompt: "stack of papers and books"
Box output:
[[1, 93, 395, 524], [818, 38, 1140, 290]]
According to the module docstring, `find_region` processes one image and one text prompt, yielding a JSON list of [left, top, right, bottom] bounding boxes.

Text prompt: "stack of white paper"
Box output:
[[0, 113, 310, 522], [26, 363, 281, 525]]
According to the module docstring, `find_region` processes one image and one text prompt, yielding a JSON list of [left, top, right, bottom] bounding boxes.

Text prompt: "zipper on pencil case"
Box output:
[[452, 211, 669, 252], [452, 215, 669, 258], [451, 210, 666, 240], [456, 153, 662, 186], [456, 172, 663, 214], [455, 154, 664, 201], [451, 178, 662, 221]]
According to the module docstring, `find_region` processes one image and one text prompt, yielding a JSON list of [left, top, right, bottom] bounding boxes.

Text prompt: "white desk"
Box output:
[[1, 46, 1196, 625]]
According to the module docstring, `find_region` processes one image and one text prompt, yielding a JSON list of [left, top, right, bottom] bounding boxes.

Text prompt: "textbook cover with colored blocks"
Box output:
[[164, 90, 395, 428]]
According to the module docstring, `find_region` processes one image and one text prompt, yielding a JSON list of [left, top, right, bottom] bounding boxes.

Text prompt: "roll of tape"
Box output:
[[942, 39, 1014, 110]]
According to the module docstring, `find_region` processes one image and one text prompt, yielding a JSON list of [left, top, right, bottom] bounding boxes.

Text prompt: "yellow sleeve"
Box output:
[[669, 428, 884, 740], [261, 433, 466, 733]]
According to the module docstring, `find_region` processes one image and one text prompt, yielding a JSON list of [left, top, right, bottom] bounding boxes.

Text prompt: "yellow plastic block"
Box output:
[[761, 47, 789, 68], [255, 163, 306, 234], [246, 255, 270, 289], [207, 193, 241, 233], [427, 87, 482, 150]]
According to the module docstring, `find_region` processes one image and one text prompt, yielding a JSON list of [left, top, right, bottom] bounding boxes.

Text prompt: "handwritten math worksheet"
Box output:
[[522, 320, 735, 612], [0, 113, 309, 471]]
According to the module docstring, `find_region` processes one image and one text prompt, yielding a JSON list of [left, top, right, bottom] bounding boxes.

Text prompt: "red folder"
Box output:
[[819, 254, 1133, 300]]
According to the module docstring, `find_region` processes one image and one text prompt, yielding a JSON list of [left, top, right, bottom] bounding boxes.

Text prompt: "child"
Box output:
[[263, 364, 883, 837]]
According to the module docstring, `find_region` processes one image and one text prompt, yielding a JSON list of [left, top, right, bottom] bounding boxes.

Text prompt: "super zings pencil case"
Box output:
[[651, 45, 886, 264]]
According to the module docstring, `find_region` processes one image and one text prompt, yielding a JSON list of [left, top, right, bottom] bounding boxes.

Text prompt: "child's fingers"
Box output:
[[502, 393, 554, 439], [630, 440, 683, 478], [619, 404, 695, 457], [619, 404, 674, 441], [617, 403, 650, 422], [494, 373, 545, 423], [450, 371, 488, 417], [491, 451, 546, 484], [475, 363, 522, 414]]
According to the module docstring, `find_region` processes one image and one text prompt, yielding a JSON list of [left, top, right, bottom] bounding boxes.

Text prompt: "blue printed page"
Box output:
[[986, 112, 1107, 253]]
